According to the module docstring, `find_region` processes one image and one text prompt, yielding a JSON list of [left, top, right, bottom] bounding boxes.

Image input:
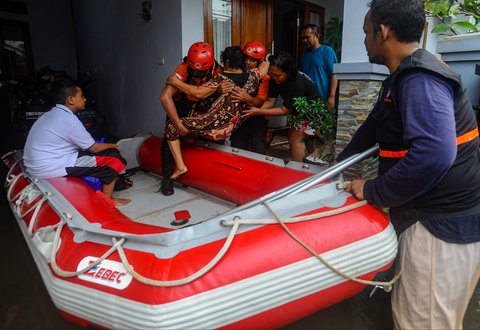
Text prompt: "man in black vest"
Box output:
[[336, 0, 480, 328]]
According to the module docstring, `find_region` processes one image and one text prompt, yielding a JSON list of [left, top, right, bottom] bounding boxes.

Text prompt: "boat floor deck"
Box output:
[[113, 171, 236, 227]]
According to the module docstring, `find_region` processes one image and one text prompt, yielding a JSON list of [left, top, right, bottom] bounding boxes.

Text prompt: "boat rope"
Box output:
[[12, 183, 38, 216], [42, 200, 399, 289], [113, 216, 241, 287], [46, 217, 241, 286], [262, 201, 401, 292], [4, 159, 19, 185], [6, 172, 25, 202], [15, 195, 47, 219], [27, 197, 48, 236], [221, 200, 368, 226], [8, 162, 398, 289], [49, 221, 126, 277]]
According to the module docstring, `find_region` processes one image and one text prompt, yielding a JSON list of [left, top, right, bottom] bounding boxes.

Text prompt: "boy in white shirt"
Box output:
[[23, 79, 130, 206]]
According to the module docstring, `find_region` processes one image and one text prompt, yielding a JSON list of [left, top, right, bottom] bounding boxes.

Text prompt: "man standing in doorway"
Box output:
[[299, 24, 338, 107]]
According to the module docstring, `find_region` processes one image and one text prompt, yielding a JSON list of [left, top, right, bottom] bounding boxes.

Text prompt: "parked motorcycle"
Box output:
[[7, 67, 99, 136]]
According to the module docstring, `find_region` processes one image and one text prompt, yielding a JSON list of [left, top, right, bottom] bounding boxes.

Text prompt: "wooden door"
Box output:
[[304, 2, 325, 39], [273, 0, 325, 66], [231, 0, 273, 53], [204, 0, 273, 56], [280, 7, 300, 64]]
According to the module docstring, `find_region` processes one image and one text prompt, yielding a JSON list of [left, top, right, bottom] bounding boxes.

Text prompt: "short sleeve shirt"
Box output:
[[268, 71, 320, 111], [23, 105, 95, 178], [299, 45, 338, 100], [256, 74, 270, 101]]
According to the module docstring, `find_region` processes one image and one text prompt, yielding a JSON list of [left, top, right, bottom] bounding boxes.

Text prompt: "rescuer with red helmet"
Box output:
[[159, 41, 222, 195], [229, 40, 271, 154]]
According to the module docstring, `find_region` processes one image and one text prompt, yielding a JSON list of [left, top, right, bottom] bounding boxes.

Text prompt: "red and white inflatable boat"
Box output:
[[2, 135, 397, 329]]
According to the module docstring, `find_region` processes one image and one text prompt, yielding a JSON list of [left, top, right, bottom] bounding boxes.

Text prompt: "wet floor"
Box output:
[[0, 123, 479, 329]]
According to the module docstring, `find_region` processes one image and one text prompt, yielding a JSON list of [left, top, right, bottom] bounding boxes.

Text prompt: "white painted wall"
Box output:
[[340, 0, 369, 64], [308, 0, 344, 28], [181, 0, 205, 56], [340, 1, 439, 64], [25, 0, 78, 77], [72, 0, 183, 138], [424, 17, 439, 56]]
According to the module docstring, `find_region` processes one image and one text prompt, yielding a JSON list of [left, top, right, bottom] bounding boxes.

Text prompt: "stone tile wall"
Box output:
[[335, 80, 382, 180]]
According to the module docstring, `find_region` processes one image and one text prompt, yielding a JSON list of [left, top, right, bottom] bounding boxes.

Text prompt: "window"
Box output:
[[1, 20, 34, 79], [212, 0, 232, 62]]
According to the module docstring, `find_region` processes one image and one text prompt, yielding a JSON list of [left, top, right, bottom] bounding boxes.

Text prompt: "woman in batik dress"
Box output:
[[164, 46, 268, 179]]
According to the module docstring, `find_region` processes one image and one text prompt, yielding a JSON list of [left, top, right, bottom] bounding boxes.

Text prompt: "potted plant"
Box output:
[[324, 17, 343, 61], [288, 96, 337, 163], [424, 0, 479, 34]]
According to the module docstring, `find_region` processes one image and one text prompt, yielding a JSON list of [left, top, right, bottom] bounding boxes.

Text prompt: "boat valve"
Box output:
[[171, 210, 191, 226]]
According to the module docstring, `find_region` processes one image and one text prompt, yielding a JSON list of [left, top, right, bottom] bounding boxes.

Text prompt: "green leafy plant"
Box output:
[[324, 17, 343, 61], [288, 96, 336, 139], [424, 0, 480, 34]]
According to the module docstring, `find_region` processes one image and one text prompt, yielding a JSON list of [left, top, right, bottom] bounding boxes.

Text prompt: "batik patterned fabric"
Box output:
[[165, 69, 260, 141]]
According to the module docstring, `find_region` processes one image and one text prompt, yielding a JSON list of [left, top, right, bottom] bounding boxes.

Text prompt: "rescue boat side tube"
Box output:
[[138, 135, 313, 205]]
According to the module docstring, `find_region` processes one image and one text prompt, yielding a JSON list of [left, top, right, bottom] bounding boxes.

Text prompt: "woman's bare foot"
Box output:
[[112, 197, 131, 206], [171, 167, 187, 179]]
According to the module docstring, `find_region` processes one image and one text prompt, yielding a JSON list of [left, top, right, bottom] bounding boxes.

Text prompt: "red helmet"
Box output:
[[242, 41, 266, 61], [187, 42, 214, 71]]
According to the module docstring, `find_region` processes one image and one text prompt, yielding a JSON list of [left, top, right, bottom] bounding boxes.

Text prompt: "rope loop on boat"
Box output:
[[16, 196, 47, 219], [49, 221, 125, 277], [262, 201, 401, 292], [6, 172, 25, 202], [4, 159, 19, 186], [27, 197, 48, 236], [221, 200, 368, 226], [113, 216, 242, 287], [47, 216, 242, 286], [12, 183, 38, 217]]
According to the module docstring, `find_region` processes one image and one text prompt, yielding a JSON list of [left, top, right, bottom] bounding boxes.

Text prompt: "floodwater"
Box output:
[[0, 123, 479, 329]]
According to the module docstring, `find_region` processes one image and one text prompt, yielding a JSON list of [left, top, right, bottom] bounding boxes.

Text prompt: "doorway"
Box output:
[[0, 19, 34, 80], [203, 0, 325, 66], [204, 0, 273, 63], [273, 0, 325, 66]]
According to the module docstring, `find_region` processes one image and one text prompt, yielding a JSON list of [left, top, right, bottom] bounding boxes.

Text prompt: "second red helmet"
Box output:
[[242, 41, 266, 61], [187, 42, 215, 71]]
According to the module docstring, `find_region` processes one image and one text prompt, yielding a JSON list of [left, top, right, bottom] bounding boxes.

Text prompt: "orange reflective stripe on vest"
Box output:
[[380, 127, 479, 158], [379, 149, 409, 158], [456, 127, 479, 145]]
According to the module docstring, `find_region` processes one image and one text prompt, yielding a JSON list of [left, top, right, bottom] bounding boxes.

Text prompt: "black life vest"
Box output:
[[372, 49, 480, 219]]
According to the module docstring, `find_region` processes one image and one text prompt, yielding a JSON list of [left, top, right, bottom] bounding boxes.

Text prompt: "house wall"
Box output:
[[71, 0, 184, 138], [437, 34, 480, 108], [340, 0, 438, 64], [308, 0, 343, 31], [181, 0, 204, 56], [3, 0, 189, 138], [2, 0, 79, 78]]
